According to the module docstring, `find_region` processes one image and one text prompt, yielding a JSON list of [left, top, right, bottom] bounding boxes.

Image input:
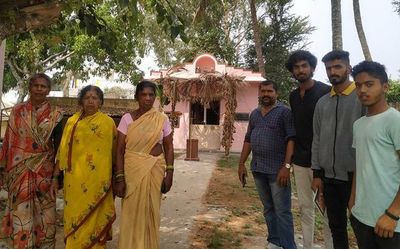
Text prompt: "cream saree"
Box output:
[[57, 111, 116, 249], [118, 108, 167, 249]]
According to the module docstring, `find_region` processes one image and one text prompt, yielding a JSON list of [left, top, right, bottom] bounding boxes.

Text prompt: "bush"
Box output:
[[387, 80, 400, 103]]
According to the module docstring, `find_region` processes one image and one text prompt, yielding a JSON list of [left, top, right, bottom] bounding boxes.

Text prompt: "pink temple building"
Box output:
[[148, 53, 265, 153]]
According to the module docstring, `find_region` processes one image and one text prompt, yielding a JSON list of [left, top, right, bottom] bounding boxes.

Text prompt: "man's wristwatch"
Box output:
[[284, 163, 291, 169]]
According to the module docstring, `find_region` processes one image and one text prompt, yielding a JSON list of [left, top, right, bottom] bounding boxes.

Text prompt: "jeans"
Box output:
[[293, 165, 333, 249], [350, 215, 400, 249], [323, 178, 352, 249], [252, 171, 297, 249]]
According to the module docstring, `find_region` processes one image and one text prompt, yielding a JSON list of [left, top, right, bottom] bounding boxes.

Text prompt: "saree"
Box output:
[[118, 108, 167, 249], [57, 111, 116, 249], [0, 101, 63, 249]]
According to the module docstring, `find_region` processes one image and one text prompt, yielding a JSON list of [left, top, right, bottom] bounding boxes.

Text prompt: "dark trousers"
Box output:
[[350, 215, 400, 249], [323, 179, 352, 249]]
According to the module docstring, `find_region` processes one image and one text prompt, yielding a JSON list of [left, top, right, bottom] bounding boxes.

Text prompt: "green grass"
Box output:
[[207, 226, 242, 249], [217, 155, 240, 168]]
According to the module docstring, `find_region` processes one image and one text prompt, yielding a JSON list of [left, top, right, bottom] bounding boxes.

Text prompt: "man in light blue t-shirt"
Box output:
[[349, 61, 400, 249]]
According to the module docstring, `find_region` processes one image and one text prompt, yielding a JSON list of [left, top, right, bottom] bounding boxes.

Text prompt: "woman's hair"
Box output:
[[78, 85, 104, 105], [134, 80, 157, 99], [29, 73, 52, 88]]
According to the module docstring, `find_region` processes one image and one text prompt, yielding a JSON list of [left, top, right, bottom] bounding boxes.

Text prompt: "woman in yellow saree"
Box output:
[[52, 85, 116, 249], [114, 80, 174, 249]]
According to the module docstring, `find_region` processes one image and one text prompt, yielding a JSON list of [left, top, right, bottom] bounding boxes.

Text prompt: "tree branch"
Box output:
[[40, 49, 68, 66], [5, 59, 22, 82], [0, 2, 61, 41], [9, 57, 28, 75], [43, 50, 75, 71]]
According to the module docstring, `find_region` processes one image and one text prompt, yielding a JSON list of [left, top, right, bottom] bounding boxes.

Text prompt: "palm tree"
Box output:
[[331, 0, 342, 50], [353, 0, 372, 60]]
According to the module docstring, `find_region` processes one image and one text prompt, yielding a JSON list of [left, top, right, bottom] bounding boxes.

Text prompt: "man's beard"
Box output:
[[259, 96, 275, 106], [295, 72, 313, 83], [329, 74, 348, 85]]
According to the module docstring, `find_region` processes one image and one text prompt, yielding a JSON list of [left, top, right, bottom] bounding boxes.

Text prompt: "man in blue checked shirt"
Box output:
[[238, 80, 297, 249]]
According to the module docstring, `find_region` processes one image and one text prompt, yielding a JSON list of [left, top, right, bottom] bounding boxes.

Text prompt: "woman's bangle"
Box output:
[[166, 165, 174, 171], [114, 170, 124, 175], [114, 173, 125, 179], [385, 209, 400, 221], [115, 177, 125, 183]]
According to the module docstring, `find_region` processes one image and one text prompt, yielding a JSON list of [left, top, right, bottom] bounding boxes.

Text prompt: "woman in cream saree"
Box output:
[[114, 80, 174, 249], [53, 86, 116, 249]]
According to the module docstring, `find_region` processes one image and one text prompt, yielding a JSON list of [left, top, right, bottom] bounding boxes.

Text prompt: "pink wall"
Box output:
[[162, 83, 260, 152], [161, 101, 190, 150], [220, 83, 259, 152]]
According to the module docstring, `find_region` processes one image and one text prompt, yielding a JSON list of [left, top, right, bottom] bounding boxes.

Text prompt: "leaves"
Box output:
[[244, 0, 314, 102], [4, 0, 190, 100], [387, 80, 400, 103]]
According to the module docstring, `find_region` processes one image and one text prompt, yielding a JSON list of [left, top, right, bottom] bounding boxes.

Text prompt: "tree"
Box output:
[[3, 1, 187, 101], [145, 0, 250, 67], [387, 79, 400, 103], [353, 0, 372, 60], [0, 1, 62, 41], [0, 1, 186, 42], [104, 86, 135, 99], [244, 0, 314, 101], [249, 0, 266, 77], [331, 0, 342, 50]]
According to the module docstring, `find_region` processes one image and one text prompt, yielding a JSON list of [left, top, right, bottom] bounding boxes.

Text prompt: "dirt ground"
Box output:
[[3, 152, 357, 249], [188, 154, 358, 249]]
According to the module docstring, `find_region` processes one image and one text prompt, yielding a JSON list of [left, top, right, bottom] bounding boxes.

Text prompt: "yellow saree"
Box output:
[[118, 108, 167, 249], [57, 111, 116, 249]]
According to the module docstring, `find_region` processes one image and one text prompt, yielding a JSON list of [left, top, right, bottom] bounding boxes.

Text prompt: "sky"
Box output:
[[292, 0, 400, 81], [139, 0, 400, 81]]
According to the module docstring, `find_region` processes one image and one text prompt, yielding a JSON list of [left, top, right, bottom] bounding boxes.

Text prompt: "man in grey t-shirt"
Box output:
[[311, 50, 364, 249]]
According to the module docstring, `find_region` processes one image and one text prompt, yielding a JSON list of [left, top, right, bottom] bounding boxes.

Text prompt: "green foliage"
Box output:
[[3, 0, 187, 99], [387, 80, 400, 103], [207, 226, 241, 249], [244, 0, 314, 102], [146, 0, 248, 67]]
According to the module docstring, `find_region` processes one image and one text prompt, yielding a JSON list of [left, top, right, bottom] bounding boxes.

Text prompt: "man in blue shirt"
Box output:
[[238, 80, 296, 249], [350, 60, 400, 249]]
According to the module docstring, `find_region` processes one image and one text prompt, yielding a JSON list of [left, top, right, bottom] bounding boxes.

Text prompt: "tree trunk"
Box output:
[[16, 80, 27, 103], [0, 2, 61, 41], [249, 0, 265, 77], [353, 0, 372, 61], [0, 40, 5, 100], [331, 0, 342, 50], [62, 71, 74, 97]]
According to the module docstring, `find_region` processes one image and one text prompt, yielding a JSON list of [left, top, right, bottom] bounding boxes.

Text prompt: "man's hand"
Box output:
[[277, 167, 290, 186], [311, 177, 325, 212], [238, 163, 247, 187], [311, 177, 323, 192], [375, 213, 398, 238]]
